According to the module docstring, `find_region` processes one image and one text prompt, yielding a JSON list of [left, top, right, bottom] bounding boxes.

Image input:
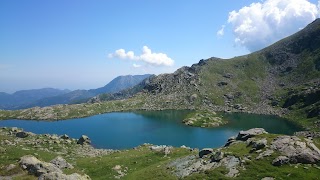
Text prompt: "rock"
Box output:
[[210, 151, 224, 162], [224, 94, 234, 100], [236, 128, 267, 141], [50, 156, 74, 169], [252, 138, 268, 150], [60, 134, 70, 139], [272, 156, 289, 166], [6, 164, 16, 171], [223, 73, 233, 78], [0, 147, 6, 153], [217, 81, 228, 86], [256, 149, 274, 160], [19, 155, 62, 176], [77, 135, 91, 145], [199, 148, 213, 158], [190, 94, 198, 102], [16, 131, 29, 138], [39, 172, 91, 180], [271, 135, 320, 164], [294, 131, 320, 138], [164, 146, 171, 156], [261, 177, 274, 180], [224, 136, 236, 147], [234, 104, 241, 109], [150, 145, 172, 156], [219, 156, 240, 177]]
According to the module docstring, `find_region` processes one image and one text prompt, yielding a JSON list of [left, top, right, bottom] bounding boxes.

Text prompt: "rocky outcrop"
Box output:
[[271, 136, 320, 164], [236, 128, 267, 141], [19, 155, 90, 179], [20, 155, 62, 176]]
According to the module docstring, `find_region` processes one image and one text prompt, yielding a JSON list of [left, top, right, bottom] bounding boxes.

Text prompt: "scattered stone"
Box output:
[[272, 156, 289, 166], [77, 135, 91, 145], [199, 148, 213, 158], [236, 128, 267, 141]]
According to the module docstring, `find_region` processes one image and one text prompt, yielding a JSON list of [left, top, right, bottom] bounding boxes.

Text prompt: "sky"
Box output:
[[1, 0, 320, 93]]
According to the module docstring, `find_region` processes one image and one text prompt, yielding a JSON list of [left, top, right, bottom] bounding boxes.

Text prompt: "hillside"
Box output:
[[1, 19, 319, 130]]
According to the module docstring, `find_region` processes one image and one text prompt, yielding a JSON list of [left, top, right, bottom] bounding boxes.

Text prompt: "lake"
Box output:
[[0, 110, 302, 149]]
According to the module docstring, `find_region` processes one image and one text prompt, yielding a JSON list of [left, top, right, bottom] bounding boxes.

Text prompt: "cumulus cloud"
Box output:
[[108, 46, 174, 66], [225, 0, 319, 52], [217, 25, 225, 36]]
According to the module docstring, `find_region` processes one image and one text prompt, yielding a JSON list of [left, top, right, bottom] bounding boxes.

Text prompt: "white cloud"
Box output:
[[108, 46, 174, 66], [217, 25, 225, 36], [133, 63, 142, 68], [226, 0, 319, 52]]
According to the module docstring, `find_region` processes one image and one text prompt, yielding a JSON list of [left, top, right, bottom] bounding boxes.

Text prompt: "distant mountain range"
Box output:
[[0, 74, 152, 110]]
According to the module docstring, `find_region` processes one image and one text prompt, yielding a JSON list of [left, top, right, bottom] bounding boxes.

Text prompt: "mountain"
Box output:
[[0, 88, 71, 109], [2, 20, 319, 131], [89, 74, 152, 94], [17, 74, 153, 109], [90, 19, 320, 129]]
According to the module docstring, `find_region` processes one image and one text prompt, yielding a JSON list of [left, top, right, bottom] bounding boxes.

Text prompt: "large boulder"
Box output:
[[271, 136, 320, 164], [77, 135, 91, 145], [20, 155, 62, 176], [16, 131, 30, 138], [236, 128, 267, 141], [199, 148, 213, 158]]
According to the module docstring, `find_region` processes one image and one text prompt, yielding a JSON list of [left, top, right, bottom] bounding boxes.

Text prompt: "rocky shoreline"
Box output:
[[1, 126, 320, 179]]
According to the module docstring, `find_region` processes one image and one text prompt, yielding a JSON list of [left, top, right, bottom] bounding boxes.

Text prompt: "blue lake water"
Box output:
[[0, 110, 302, 149]]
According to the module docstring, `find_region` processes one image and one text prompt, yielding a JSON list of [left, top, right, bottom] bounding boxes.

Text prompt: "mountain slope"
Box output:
[[19, 74, 153, 109], [0, 88, 70, 110], [89, 74, 152, 94]]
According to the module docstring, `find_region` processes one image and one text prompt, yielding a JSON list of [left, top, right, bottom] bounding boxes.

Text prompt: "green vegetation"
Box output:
[[182, 110, 227, 127]]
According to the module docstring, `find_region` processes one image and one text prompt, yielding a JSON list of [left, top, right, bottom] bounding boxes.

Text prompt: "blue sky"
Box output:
[[1, 0, 319, 93]]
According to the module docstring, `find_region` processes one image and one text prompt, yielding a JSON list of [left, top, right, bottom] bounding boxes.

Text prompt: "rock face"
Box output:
[[77, 135, 91, 145], [236, 128, 267, 141]]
